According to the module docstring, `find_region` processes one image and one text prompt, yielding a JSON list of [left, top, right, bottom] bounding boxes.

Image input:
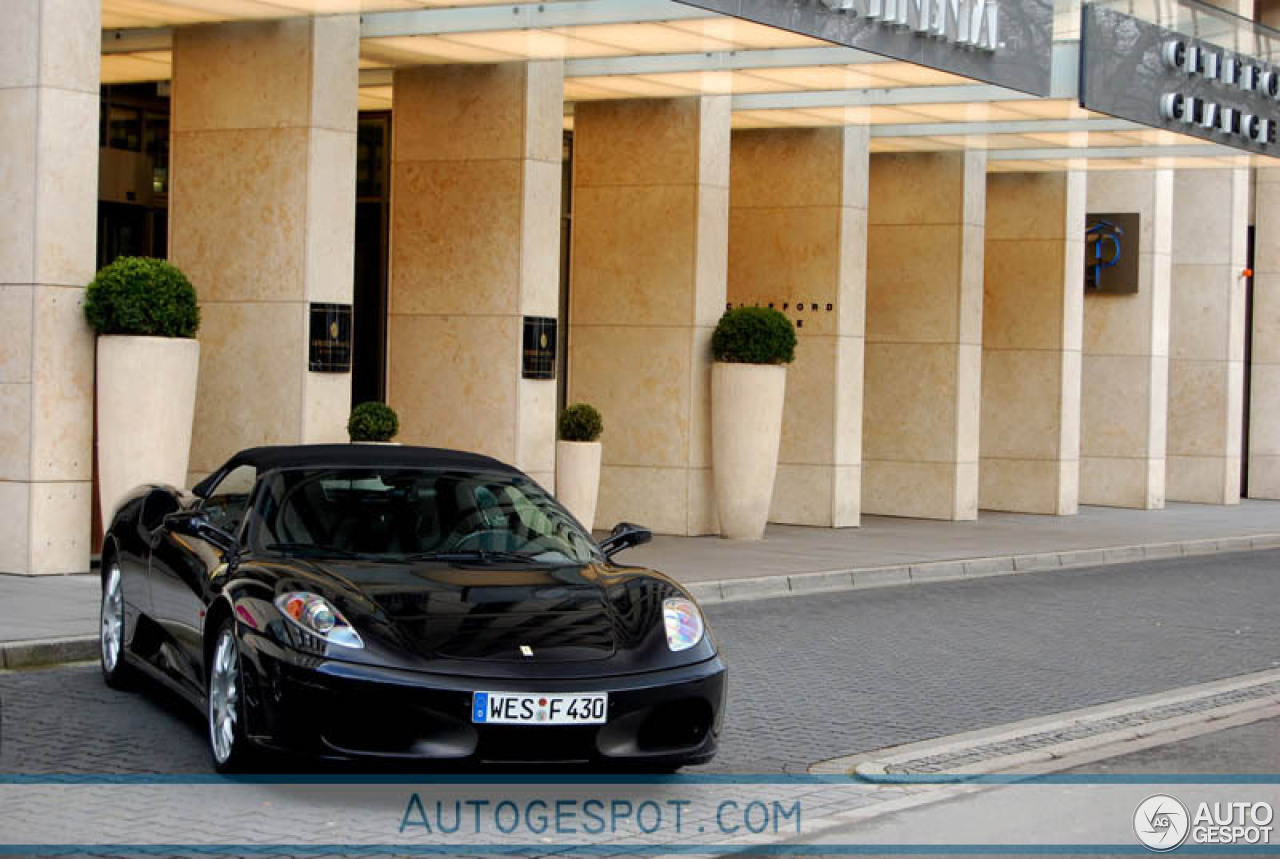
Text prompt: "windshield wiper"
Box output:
[[404, 550, 545, 564], [265, 542, 366, 560]]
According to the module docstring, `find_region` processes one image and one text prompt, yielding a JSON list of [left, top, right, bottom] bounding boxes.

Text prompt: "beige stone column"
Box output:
[[1080, 170, 1173, 509], [568, 97, 730, 535], [170, 16, 358, 483], [386, 63, 562, 489], [1167, 169, 1249, 504], [1251, 167, 1280, 498], [863, 151, 985, 521], [980, 172, 1085, 515], [727, 127, 868, 527], [0, 0, 99, 574]]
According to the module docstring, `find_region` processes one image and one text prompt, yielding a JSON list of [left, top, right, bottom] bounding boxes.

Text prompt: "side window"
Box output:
[[202, 464, 257, 535]]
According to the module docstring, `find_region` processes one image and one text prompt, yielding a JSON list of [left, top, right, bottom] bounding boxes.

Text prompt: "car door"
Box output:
[[148, 463, 257, 696], [119, 487, 182, 620]]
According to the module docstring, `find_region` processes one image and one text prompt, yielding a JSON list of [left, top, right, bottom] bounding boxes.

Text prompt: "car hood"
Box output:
[[241, 557, 703, 679]]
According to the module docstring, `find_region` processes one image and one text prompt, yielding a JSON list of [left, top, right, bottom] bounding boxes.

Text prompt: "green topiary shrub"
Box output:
[[558, 403, 603, 443], [348, 402, 400, 442], [711, 306, 797, 365], [84, 257, 201, 338]]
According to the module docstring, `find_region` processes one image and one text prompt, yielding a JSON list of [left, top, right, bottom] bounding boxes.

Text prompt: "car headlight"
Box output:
[[663, 597, 705, 652], [274, 592, 364, 649]]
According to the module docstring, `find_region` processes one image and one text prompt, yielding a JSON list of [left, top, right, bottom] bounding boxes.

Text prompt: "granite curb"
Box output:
[[685, 532, 1280, 604], [0, 636, 98, 671], [809, 667, 1280, 777]]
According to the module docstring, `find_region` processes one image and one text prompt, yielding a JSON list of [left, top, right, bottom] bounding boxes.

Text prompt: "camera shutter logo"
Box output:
[[1135, 794, 1191, 851]]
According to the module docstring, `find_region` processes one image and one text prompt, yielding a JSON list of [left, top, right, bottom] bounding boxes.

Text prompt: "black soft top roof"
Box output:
[[193, 444, 520, 497]]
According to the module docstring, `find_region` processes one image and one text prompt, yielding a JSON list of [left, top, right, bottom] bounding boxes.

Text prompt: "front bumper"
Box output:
[[239, 632, 726, 767]]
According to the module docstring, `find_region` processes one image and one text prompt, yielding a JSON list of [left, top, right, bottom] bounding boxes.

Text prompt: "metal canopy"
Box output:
[[97, 0, 1280, 168], [359, 1, 720, 38]]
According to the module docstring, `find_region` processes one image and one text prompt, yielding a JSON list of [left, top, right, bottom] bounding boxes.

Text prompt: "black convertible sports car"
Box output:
[[99, 444, 725, 772]]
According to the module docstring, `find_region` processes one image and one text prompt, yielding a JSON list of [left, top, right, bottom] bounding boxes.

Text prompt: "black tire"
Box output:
[[99, 559, 135, 690], [206, 619, 256, 774]]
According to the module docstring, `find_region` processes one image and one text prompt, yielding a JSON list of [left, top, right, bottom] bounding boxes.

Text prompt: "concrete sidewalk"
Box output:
[[629, 499, 1280, 601], [2, 500, 1279, 667]]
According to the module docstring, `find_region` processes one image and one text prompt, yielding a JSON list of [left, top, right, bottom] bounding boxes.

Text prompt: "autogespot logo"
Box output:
[[1135, 794, 1191, 851]]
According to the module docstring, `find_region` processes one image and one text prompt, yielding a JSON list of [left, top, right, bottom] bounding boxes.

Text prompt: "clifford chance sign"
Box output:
[[1081, 4, 1280, 156]]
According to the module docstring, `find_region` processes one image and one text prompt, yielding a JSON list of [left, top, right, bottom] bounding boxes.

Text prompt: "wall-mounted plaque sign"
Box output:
[[674, 0, 1054, 96], [1085, 212, 1140, 294], [1081, 4, 1280, 156], [522, 316, 557, 381], [308, 303, 353, 372]]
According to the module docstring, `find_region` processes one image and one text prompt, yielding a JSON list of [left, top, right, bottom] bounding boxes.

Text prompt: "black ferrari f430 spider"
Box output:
[[99, 444, 725, 772]]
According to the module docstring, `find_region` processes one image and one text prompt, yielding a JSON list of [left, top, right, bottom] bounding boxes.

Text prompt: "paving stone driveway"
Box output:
[[3, 551, 1280, 776]]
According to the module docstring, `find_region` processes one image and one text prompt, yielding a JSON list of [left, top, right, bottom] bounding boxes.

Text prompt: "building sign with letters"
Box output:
[[308, 303, 353, 373], [1081, 3, 1280, 156], [673, 0, 1054, 96], [1085, 212, 1140, 294], [522, 317, 557, 381]]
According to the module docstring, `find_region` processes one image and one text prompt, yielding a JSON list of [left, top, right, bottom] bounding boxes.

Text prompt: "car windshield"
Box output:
[[249, 467, 601, 564]]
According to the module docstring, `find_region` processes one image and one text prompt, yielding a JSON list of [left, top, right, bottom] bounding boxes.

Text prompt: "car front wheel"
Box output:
[[100, 561, 134, 690], [207, 620, 255, 773]]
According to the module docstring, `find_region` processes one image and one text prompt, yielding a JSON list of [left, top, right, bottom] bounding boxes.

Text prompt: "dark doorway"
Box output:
[[97, 202, 149, 264], [352, 113, 391, 407], [559, 131, 573, 413], [1243, 225, 1256, 498], [97, 83, 170, 267]]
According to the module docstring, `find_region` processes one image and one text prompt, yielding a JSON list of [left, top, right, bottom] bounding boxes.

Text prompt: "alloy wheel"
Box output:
[[100, 564, 124, 672], [208, 628, 240, 766]]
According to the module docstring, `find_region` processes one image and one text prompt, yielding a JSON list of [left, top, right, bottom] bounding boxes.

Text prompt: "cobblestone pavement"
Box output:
[[709, 549, 1280, 772], [3, 550, 1280, 778], [4, 551, 1280, 857]]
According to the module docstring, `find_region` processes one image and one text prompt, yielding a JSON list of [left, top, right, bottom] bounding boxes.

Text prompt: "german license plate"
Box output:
[[472, 692, 608, 725]]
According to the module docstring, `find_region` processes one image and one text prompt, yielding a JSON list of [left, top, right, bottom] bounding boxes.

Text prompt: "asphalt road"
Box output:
[[3, 550, 1280, 775]]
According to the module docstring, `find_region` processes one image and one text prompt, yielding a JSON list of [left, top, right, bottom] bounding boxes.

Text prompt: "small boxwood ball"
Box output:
[[84, 257, 201, 339], [348, 402, 400, 443], [558, 403, 603, 443], [711, 307, 796, 365]]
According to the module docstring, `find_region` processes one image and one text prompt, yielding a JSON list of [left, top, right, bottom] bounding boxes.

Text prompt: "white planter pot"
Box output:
[[711, 362, 787, 540], [96, 336, 200, 528], [556, 440, 602, 531]]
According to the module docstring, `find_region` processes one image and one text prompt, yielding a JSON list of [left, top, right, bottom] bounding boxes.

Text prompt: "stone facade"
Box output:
[[387, 62, 563, 490], [981, 171, 1085, 516], [863, 151, 986, 521], [1167, 168, 1249, 505], [568, 97, 730, 535], [170, 16, 359, 486], [1080, 170, 1173, 510], [0, 0, 100, 574], [728, 127, 868, 528]]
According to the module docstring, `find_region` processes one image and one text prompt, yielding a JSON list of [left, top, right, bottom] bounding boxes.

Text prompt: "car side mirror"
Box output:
[[165, 510, 240, 556], [140, 487, 181, 533], [600, 522, 653, 560]]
